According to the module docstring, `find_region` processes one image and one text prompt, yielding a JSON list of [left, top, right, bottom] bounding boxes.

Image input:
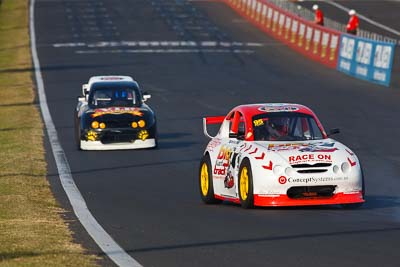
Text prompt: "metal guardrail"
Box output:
[[266, 0, 399, 45]]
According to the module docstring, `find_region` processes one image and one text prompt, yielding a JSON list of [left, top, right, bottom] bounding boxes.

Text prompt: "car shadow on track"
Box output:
[[361, 195, 400, 209], [113, 226, 400, 255], [213, 195, 400, 210], [158, 141, 199, 150], [47, 158, 199, 177], [157, 132, 199, 150]]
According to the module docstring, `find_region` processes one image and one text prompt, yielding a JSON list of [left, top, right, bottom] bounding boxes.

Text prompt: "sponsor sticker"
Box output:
[[287, 176, 348, 184], [288, 154, 332, 164], [214, 145, 233, 176], [206, 138, 221, 152], [278, 176, 287, 184], [100, 77, 124, 80], [253, 118, 264, 127], [258, 105, 299, 113], [267, 142, 337, 153], [91, 107, 143, 118]]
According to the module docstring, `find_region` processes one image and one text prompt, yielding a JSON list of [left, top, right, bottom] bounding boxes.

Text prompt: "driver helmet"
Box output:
[[268, 117, 289, 135], [349, 9, 356, 16], [114, 89, 128, 99]]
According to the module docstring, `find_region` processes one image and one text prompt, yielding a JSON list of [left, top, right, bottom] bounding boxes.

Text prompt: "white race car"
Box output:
[[199, 103, 365, 208]]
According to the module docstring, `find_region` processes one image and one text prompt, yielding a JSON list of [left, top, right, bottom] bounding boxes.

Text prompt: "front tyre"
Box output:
[[199, 154, 221, 204], [238, 159, 254, 209]]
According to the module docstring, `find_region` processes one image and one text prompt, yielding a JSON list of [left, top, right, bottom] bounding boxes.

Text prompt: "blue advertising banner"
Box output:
[[337, 34, 395, 87]]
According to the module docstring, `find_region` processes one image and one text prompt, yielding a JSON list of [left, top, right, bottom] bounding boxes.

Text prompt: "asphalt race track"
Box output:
[[34, 1, 400, 266]]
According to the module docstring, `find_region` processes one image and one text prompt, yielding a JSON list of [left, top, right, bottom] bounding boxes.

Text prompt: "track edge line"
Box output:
[[29, 1, 142, 266]]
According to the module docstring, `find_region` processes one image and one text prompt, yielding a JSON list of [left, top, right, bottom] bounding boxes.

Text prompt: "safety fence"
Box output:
[[225, 0, 341, 68], [267, 0, 399, 45], [223, 0, 398, 87]]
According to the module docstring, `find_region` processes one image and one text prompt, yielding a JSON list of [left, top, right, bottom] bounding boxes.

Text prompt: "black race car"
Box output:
[[75, 76, 157, 150]]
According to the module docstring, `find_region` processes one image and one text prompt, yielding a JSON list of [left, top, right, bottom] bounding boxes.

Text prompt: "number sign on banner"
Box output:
[[338, 34, 395, 86]]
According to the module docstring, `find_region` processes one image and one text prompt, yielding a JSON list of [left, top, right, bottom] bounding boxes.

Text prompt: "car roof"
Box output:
[[232, 103, 316, 117], [88, 76, 137, 90], [226, 103, 326, 140]]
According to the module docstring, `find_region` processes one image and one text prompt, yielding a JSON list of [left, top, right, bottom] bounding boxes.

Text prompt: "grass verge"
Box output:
[[0, 1, 98, 265]]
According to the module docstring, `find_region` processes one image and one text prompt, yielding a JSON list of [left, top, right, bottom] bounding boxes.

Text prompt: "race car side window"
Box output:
[[301, 117, 311, 139], [229, 111, 245, 139], [88, 83, 142, 108], [309, 118, 323, 139], [92, 90, 112, 107], [252, 113, 324, 141], [290, 117, 310, 139], [238, 118, 245, 139]]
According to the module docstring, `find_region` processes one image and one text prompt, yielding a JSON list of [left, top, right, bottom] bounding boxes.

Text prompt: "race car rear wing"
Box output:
[[203, 116, 225, 138]]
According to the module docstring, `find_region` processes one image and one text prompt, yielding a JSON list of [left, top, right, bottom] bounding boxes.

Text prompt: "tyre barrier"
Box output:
[[224, 0, 397, 87]]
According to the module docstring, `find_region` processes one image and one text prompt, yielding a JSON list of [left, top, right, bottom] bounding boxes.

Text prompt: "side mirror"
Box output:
[[82, 84, 89, 96], [143, 92, 151, 102], [328, 128, 340, 136], [77, 96, 85, 102]]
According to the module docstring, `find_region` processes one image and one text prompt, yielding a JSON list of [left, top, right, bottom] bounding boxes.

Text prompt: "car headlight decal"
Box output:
[[285, 167, 295, 176], [341, 162, 351, 174], [86, 130, 98, 141], [333, 165, 340, 174], [91, 121, 99, 129], [138, 120, 146, 128], [138, 130, 149, 141]]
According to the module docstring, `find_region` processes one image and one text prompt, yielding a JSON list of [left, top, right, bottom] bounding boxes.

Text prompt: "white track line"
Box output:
[[324, 0, 400, 36], [52, 41, 266, 48], [30, 1, 142, 266], [75, 49, 255, 54]]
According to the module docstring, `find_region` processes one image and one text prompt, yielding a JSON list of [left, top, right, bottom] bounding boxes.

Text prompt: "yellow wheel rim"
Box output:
[[240, 167, 249, 201], [200, 163, 209, 196]]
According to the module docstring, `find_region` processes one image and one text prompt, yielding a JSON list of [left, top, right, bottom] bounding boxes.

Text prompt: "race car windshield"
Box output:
[[252, 112, 324, 141], [89, 87, 139, 108]]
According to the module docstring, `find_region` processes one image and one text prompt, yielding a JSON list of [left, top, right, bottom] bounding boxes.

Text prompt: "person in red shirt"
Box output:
[[313, 5, 324, 26], [347, 9, 359, 35]]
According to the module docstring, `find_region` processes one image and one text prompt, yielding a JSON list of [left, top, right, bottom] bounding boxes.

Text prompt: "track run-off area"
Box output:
[[32, 0, 400, 266]]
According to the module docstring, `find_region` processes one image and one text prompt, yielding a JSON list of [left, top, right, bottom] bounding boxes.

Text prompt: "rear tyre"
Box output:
[[199, 154, 221, 204], [238, 159, 254, 209]]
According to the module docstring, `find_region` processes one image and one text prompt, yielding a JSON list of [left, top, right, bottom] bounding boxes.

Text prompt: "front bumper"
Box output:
[[80, 138, 156, 150], [80, 126, 157, 150], [253, 191, 364, 207]]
